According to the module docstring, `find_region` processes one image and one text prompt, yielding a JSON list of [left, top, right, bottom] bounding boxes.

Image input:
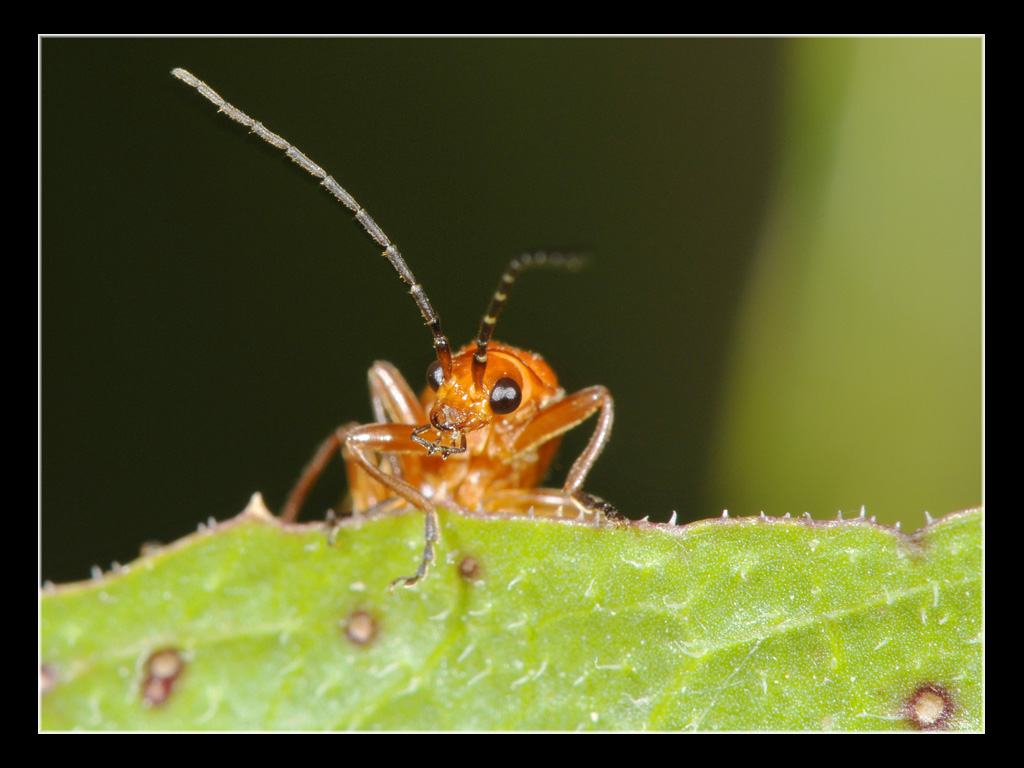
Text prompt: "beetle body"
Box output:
[[174, 69, 616, 591], [352, 343, 565, 514]]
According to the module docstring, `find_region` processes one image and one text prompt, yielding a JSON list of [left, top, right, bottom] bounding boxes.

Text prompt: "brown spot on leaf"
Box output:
[[459, 555, 481, 580], [142, 648, 185, 708], [904, 684, 954, 730], [345, 610, 378, 645], [40, 664, 56, 696]]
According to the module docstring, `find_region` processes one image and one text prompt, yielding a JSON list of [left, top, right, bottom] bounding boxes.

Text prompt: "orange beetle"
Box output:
[[174, 69, 616, 591]]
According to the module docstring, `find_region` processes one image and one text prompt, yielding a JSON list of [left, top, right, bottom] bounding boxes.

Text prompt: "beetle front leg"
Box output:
[[343, 423, 442, 590], [367, 361, 429, 483], [284, 419, 443, 590], [513, 385, 618, 517]]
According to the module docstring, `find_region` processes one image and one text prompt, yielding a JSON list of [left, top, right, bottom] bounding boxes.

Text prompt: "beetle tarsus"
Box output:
[[411, 426, 467, 459], [571, 490, 620, 519], [388, 509, 439, 594]]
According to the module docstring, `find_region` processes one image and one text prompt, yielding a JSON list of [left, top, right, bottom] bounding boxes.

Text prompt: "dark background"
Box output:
[[42, 39, 780, 583]]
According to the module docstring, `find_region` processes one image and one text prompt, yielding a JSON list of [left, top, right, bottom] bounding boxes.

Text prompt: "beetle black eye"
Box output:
[[426, 360, 444, 392], [489, 377, 522, 415]]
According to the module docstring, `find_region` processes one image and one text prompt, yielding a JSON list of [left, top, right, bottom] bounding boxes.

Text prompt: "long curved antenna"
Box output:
[[472, 252, 584, 390], [171, 68, 454, 378]]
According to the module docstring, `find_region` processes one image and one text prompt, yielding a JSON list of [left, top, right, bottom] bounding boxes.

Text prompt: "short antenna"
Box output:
[[472, 252, 584, 390], [171, 68, 453, 378]]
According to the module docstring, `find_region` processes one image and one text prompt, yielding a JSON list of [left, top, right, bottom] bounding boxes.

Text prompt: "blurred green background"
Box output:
[[41, 39, 981, 584]]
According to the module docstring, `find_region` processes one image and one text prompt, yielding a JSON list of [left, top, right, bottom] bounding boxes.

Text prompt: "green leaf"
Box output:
[[41, 499, 981, 730]]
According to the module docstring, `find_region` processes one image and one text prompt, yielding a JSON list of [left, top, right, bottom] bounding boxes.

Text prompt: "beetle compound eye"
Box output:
[[489, 378, 522, 414], [427, 360, 445, 392]]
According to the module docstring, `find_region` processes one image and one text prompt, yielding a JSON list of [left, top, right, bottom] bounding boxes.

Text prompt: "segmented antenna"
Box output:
[[472, 252, 584, 390], [171, 68, 454, 378]]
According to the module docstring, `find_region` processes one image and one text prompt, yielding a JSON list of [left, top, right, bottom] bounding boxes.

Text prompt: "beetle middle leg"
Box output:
[[293, 420, 446, 589], [279, 363, 439, 590]]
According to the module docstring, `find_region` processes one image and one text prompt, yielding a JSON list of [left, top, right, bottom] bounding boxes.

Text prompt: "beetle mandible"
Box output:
[[173, 69, 617, 591]]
